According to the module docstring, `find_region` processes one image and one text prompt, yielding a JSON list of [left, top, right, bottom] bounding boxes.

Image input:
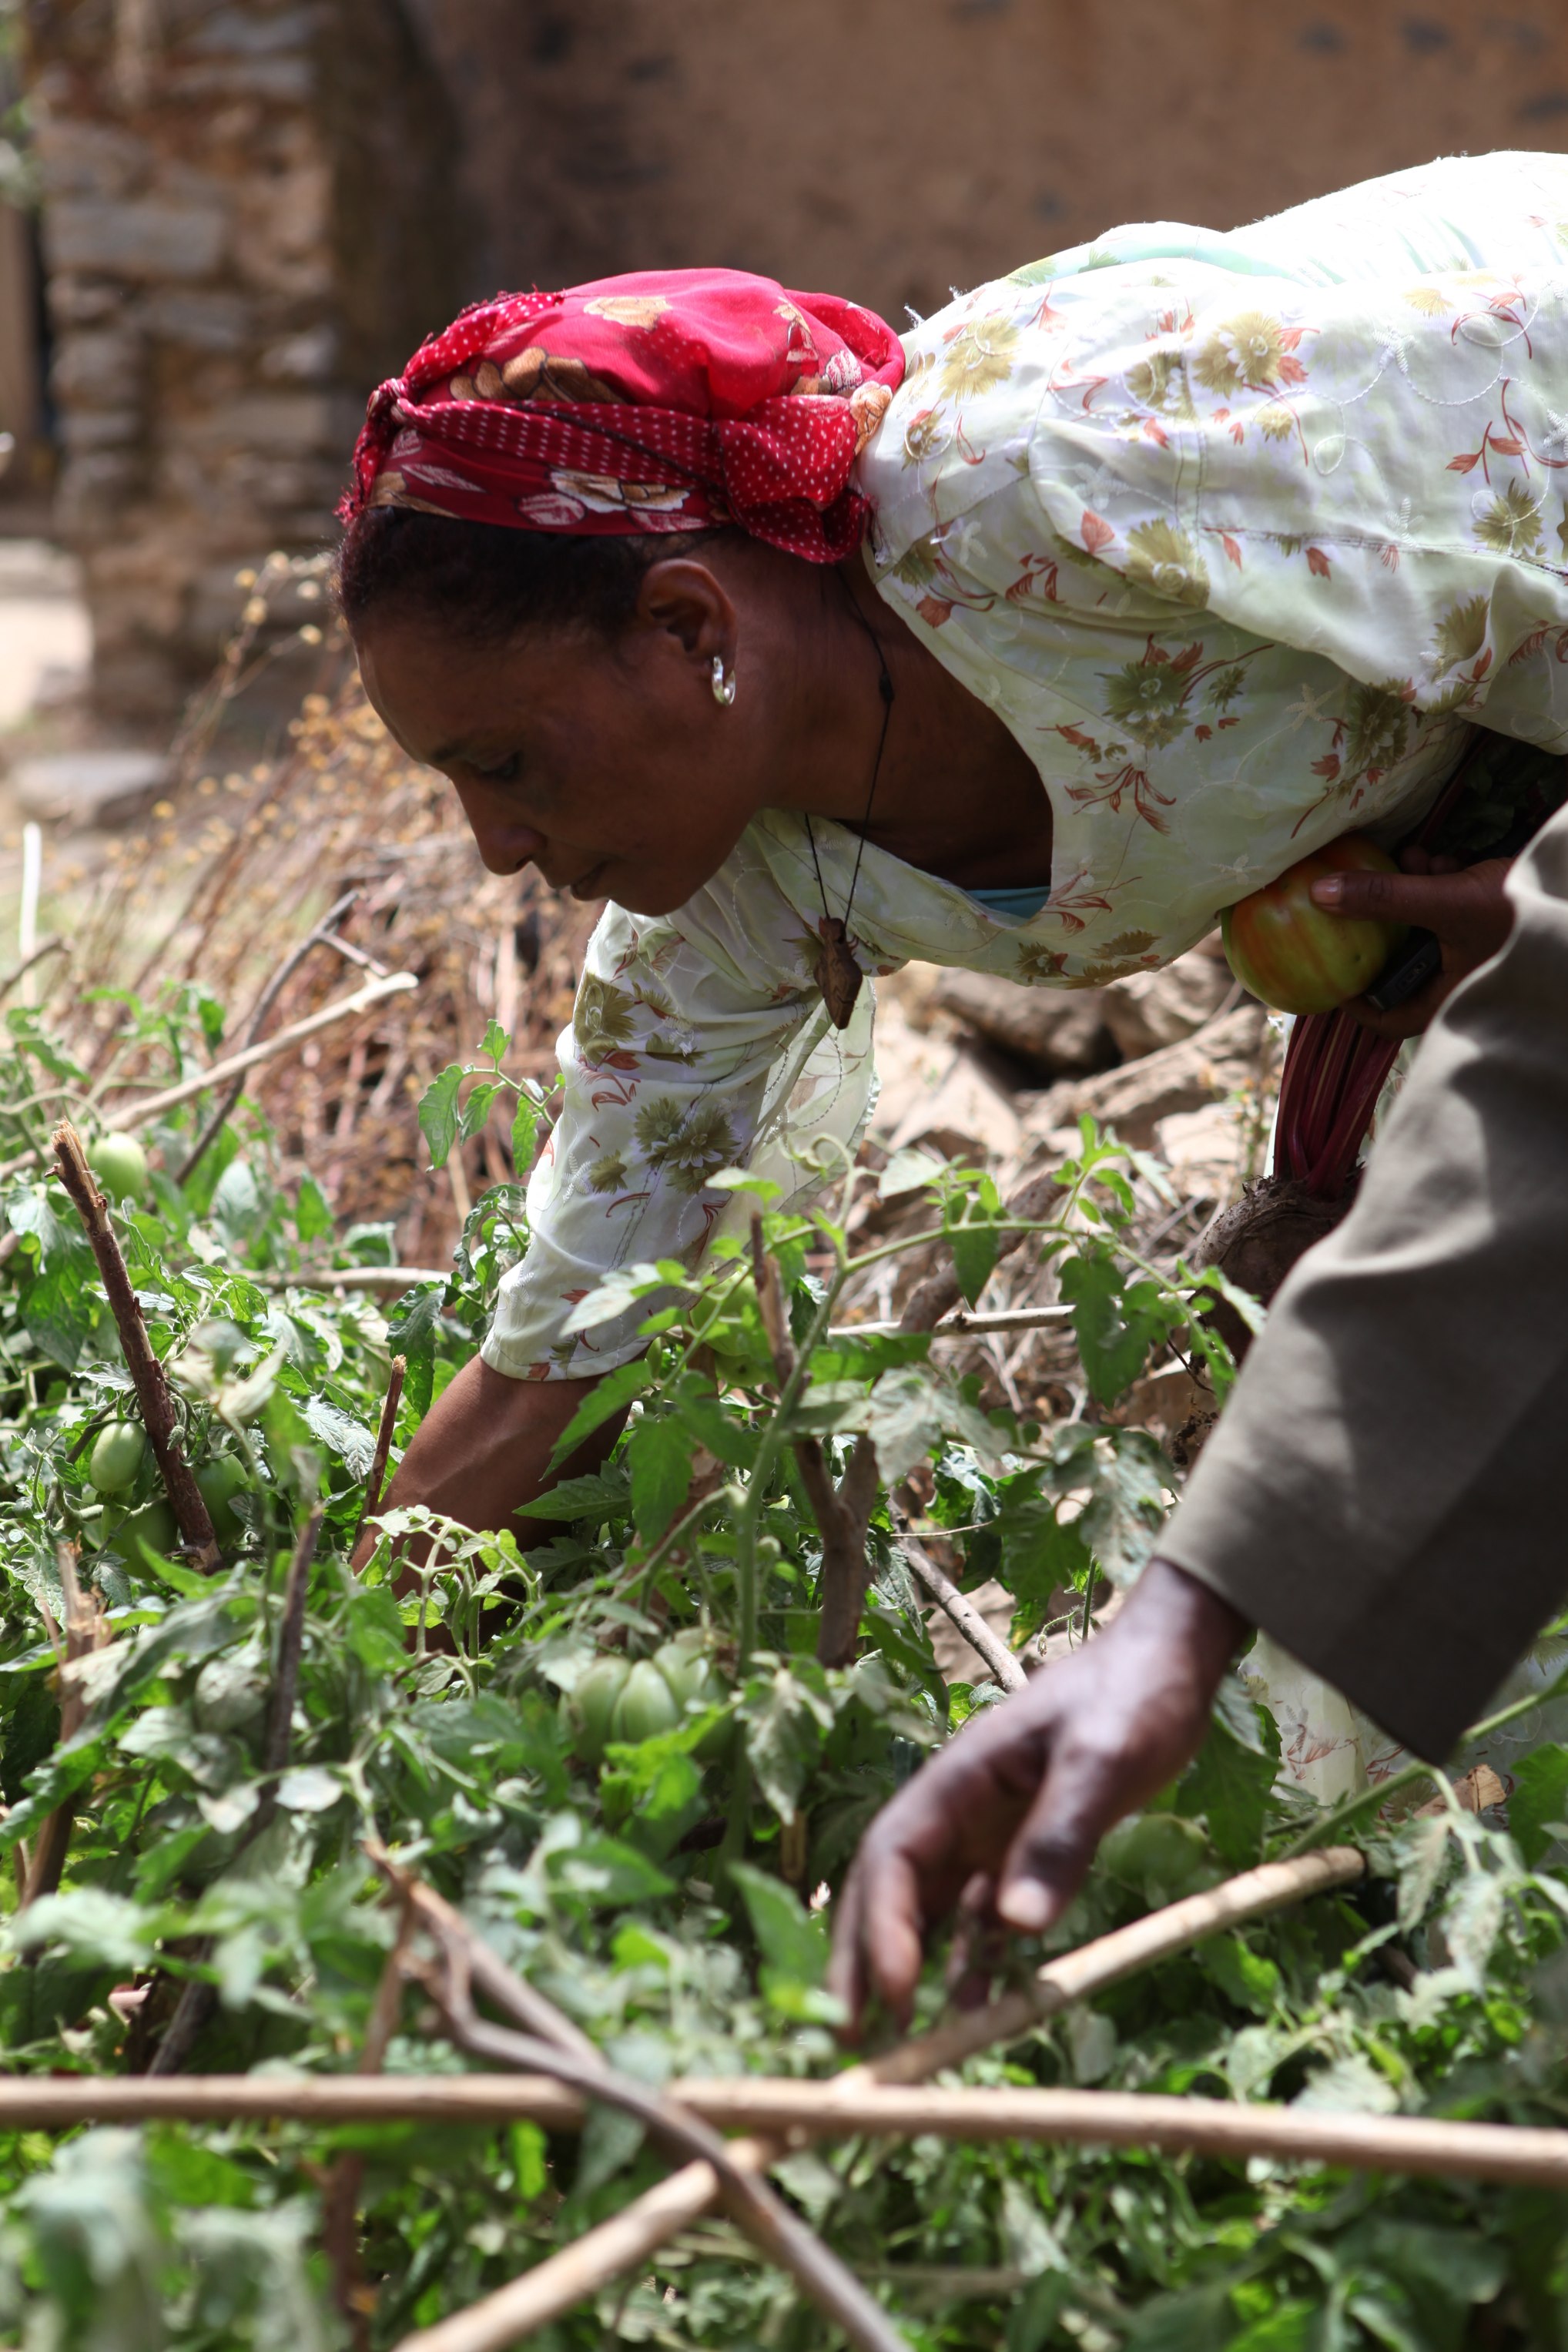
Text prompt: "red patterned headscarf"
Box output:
[[342, 268, 906, 565]]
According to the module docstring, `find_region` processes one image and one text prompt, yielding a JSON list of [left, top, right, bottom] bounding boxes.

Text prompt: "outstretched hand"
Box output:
[[1311, 849, 1515, 1040], [827, 1560, 1246, 2036]]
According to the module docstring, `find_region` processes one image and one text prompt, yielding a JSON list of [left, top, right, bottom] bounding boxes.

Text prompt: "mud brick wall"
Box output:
[[22, 0, 461, 713]]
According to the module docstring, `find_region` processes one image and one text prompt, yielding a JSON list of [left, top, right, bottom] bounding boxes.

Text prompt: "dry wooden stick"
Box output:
[[399, 1873, 910, 2352], [893, 1514, 1027, 1694], [862, 1845, 1363, 2083], [148, 1514, 323, 2076], [11, 2074, 1568, 2192], [321, 1896, 415, 2348], [0, 974, 420, 1184], [399, 1848, 1363, 2344], [19, 1546, 111, 1911], [52, 1123, 217, 1567], [176, 890, 374, 1184], [364, 1842, 601, 2069], [832, 1306, 1074, 1341], [353, 1355, 406, 1552], [749, 1216, 879, 1669]]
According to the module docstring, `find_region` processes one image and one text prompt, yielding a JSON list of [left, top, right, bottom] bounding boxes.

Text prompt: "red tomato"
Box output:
[[1221, 833, 1408, 1016]]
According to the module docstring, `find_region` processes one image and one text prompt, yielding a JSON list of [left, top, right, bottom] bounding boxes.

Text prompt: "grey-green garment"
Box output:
[[1161, 798, 1568, 1763]]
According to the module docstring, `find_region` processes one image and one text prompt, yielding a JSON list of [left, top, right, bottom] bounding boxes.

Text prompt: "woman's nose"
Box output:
[[452, 782, 546, 876]]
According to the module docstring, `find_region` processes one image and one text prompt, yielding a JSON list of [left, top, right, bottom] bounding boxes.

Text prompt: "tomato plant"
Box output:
[[1223, 833, 1407, 1014], [0, 993, 1558, 2352]]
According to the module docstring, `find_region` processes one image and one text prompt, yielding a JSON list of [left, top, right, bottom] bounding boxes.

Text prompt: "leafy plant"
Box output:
[[0, 1000, 1560, 2349]]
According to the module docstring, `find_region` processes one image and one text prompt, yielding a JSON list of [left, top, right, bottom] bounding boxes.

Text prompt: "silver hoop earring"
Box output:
[[711, 655, 737, 708]]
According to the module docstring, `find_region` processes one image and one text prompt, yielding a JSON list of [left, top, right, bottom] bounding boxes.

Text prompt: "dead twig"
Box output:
[[749, 1217, 879, 1670], [52, 1122, 217, 1567], [444, 1846, 1365, 2340], [0, 2070, 1563, 2190], [321, 1895, 415, 2348], [148, 1513, 322, 2075], [374, 1844, 908, 2352], [176, 890, 376, 1184], [892, 1511, 1027, 1694], [19, 1545, 111, 1911], [353, 1355, 406, 1553]]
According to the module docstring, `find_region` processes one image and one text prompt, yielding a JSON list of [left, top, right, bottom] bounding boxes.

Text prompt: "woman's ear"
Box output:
[[635, 558, 737, 675]]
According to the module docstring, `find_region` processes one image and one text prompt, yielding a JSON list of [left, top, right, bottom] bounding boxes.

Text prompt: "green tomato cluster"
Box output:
[[563, 1631, 730, 1766]]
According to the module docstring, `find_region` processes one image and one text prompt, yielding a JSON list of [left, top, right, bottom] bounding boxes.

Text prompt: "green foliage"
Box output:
[[0, 1003, 1561, 2347]]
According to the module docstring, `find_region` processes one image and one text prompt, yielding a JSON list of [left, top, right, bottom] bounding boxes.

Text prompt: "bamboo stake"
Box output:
[[406, 1847, 1365, 2344], [353, 1356, 406, 1553], [52, 1122, 218, 1566], [0, 2077, 1560, 2193]]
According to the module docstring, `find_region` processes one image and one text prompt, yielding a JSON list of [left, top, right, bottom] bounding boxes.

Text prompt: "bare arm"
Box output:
[[350, 1357, 623, 1570]]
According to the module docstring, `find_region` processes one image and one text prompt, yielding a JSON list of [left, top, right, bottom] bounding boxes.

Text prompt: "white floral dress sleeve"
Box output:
[[481, 829, 881, 1382]]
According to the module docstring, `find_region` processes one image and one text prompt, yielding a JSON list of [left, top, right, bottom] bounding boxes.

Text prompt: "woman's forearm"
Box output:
[[350, 1357, 622, 1568]]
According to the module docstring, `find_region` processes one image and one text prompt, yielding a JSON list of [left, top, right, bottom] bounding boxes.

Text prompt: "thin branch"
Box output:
[[20, 1546, 110, 1911], [353, 1356, 405, 1552], [52, 1123, 217, 1566], [862, 1847, 1364, 2085], [365, 1840, 601, 2067], [893, 1513, 1027, 1694], [322, 1895, 414, 2346], [449, 1846, 1365, 2339], [831, 1306, 1073, 1341], [5, 2071, 1568, 2190], [749, 1215, 878, 1670], [149, 1514, 322, 2076], [0, 936, 67, 1007], [0, 974, 420, 1181], [404, 1887, 910, 2352], [176, 890, 371, 1184]]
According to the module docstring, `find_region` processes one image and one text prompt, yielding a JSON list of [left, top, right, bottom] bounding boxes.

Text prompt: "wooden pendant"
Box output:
[[812, 916, 863, 1030]]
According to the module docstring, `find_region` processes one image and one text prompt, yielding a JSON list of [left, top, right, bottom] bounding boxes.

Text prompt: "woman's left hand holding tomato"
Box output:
[[1310, 849, 1516, 1040]]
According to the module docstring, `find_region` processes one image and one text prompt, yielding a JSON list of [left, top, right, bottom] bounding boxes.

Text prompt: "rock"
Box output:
[[11, 750, 170, 828], [929, 966, 1117, 1077], [1154, 1100, 1251, 1201], [1023, 1003, 1268, 1148], [46, 199, 227, 281], [1101, 936, 1235, 1060], [873, 995, 1024, 1161], [52, 330, 144, 408]]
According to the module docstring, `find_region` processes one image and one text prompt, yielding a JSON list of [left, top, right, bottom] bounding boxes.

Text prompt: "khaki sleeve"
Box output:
[[1160, 794, 1568, 1761]]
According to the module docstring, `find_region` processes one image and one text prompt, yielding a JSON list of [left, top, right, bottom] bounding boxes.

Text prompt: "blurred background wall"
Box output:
[[7, 0, 1568, 713]]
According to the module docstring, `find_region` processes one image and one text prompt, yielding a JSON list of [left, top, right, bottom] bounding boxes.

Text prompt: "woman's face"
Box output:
[[354, 557, 784, 916]]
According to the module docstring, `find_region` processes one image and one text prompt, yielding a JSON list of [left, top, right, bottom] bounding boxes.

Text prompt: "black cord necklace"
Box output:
[[804, 581, 896, 1030]]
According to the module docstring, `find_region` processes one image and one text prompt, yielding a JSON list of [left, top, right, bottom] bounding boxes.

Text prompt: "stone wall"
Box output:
[[21, 0, 1568, 712], [22, 0, 461, 712]]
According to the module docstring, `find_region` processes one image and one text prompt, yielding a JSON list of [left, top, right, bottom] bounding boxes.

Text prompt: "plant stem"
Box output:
[[52, 1121, 218, 1566]]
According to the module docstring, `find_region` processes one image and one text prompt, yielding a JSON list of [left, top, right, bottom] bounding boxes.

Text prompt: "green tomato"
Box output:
[[87, 1131, 149, 1201], [610, 1658, 682, 1747], [196, 1455, 252, 1545], [112, 1496, 177, 1564], [652, 1635, 732, 1757], [563, 1655, 632, 1765], [89, 1419, 148, 1495]]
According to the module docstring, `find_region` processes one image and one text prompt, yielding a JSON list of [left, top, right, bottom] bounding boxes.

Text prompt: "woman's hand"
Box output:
[[827, 1560, 1246, 2035], [349, 1357, 622, 1573], [1311, 849, 1515, 1040]]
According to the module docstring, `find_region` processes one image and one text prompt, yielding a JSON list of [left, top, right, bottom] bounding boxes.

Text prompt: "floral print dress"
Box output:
[[484, 149, 1568, 1394]]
